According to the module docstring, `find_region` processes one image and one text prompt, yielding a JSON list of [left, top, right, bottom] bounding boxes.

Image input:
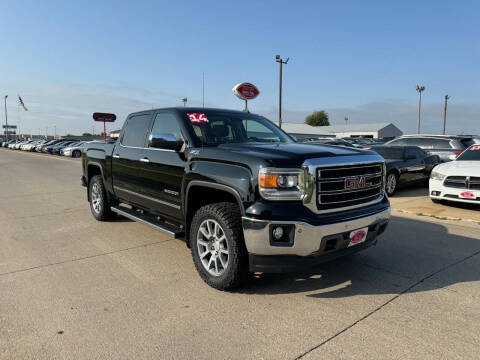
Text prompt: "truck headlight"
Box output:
[[259, 168, 305, 200], [430, 170, 446, 181]]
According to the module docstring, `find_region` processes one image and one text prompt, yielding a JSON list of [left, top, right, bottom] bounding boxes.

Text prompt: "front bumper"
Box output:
[[430, 179, 480, 204], [242, 207, 390, 272]]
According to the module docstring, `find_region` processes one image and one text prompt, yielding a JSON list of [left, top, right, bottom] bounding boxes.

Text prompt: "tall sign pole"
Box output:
[[3, 95, 8, 141], [276, 55, 289, 128], [416, 85, 425, 134], [443, 94, 450, 135]]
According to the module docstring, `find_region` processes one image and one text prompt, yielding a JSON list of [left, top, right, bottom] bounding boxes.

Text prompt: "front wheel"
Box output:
[[190, 202, 249, 290], [385, 172, 398, 197], [73, 150, 81, 158]]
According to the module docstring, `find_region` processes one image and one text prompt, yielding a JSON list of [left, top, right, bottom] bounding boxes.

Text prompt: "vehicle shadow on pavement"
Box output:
[[241, 216, 480, 297], [391, 187, 429, 198]]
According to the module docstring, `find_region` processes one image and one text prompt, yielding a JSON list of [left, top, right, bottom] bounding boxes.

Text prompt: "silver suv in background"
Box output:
[[384, 135, 474, 162]]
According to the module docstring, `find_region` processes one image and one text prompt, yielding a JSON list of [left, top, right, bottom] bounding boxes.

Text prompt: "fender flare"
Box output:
[[185, 181, 245, 216]]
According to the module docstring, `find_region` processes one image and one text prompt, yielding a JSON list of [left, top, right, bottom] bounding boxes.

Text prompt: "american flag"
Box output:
[[18, 96, 28, 111]]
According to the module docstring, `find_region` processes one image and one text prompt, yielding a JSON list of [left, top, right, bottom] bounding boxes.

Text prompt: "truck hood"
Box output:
[[192, 142, 374, 168], [435, 160, 480, 176]]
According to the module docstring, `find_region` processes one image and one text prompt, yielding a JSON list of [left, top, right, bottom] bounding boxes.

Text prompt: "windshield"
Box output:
[[457, 145, 480, 161], [371, 147, 404, 159], [185, 112, 293, 146]]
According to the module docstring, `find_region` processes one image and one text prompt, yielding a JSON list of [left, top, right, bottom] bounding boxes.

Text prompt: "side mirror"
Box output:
[[148, 133, 184, 152]]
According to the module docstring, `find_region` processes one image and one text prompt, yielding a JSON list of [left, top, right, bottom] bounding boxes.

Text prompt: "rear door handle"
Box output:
[[112, 154, 120, 159], [140, 157, 150, 163]]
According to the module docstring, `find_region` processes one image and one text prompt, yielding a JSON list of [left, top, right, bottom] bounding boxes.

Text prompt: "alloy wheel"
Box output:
[[91, 183, 102, 214], [196, 219, 229, 277], [387, 173, 396, 195]]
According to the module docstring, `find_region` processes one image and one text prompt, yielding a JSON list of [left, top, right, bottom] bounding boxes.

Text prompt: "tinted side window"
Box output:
[[388, 138, 408, 146], [414, 148, 427, 157], [150, 113, 182, 141], [121, 114, 152, 147], [430, 138, 452, 149]]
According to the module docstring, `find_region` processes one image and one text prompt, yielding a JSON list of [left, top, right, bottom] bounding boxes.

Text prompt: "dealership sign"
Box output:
[[3, 124, 17, 129], [232, 82, 260, 113], [232, 82, 260, 100], [92, 112, 116, 142]]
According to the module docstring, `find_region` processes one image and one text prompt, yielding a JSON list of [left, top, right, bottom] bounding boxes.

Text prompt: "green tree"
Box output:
[[305, 110, 330, 126]]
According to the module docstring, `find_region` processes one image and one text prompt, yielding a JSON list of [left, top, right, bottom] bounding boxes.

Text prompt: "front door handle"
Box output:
[[112, 154, 120, 159], [140, 157, 150, 163]]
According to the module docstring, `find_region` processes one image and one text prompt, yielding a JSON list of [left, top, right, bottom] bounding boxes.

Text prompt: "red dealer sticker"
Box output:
[[348, 227, 368, 247], [187, 113, 209, 123], [460, 192, 475, 199], [471, 145, 480, 151]]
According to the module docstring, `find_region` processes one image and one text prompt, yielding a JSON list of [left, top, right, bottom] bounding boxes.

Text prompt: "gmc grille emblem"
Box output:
[[344, 176, 373, 190]]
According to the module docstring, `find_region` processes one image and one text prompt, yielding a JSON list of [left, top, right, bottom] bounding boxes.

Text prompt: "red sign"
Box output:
[[93, 112, 116, 122], [232, 82, 260, 100], [187, 113, 209, 123]]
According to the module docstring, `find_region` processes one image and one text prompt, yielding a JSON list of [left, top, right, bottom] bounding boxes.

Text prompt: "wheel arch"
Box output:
[[86, 162, 104, 202], [185, 181, 245, 247]]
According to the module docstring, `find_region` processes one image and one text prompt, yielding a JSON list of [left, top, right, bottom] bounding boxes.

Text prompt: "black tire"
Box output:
[[431, 198, 442, 204], [385, 171, 398, 197], [190, 202, 249, 291], [88, 175, 115, 221], [73, 150, 81, 158]]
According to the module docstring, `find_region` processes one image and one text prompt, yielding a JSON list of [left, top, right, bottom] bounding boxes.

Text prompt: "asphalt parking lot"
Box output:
[[1, 148, 479, 360]]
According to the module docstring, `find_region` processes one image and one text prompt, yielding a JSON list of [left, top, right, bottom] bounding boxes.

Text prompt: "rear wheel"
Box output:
[[190, 202, 249, 290], [386, 172, 398, 196], [89, 175, 115, 221]]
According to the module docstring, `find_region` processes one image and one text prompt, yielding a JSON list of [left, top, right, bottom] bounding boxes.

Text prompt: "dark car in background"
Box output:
[[342, 137, 375, 147], [51, 140, 78, 155], [369, 145, 440, 196], [384, 135, 474, 162], [302, 137, 355, 147], [43, 140, 72, 154]]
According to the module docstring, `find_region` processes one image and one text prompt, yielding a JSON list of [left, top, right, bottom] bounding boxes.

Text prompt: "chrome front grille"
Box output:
[[316, 163, 383, 211], [444, 176, 480, 190]]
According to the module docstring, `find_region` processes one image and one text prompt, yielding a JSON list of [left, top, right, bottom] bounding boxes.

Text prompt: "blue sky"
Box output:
[[1, 0, 479, 135]]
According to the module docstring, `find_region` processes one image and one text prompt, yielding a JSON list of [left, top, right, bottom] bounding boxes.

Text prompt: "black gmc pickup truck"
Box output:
[[81, 107, 390, 290]]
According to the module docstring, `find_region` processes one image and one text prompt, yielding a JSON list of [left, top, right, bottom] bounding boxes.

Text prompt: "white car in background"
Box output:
[[61, 141, 85, 157], [430, 145, 480, 205]]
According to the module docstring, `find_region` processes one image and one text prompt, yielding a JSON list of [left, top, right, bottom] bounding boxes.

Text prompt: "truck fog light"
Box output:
[[272, 226, 284, 240]]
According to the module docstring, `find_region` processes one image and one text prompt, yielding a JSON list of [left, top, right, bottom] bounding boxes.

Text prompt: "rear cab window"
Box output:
[[121, 113, 153, 147]]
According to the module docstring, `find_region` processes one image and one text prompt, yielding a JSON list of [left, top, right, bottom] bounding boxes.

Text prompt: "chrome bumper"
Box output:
[[242, 207, 390, 256]]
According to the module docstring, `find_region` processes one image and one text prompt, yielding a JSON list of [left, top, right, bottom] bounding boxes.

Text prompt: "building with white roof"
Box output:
[[279, 122, 403, 140]]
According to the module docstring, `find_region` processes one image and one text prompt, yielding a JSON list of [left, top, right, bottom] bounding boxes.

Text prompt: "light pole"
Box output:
[[443, 94, 450, 135], [3, 95, 8, 141], [181, 98, 187, 107], [276, 55, 289, 128], [416, 85, 425, 134], [345, 116, 349, 125]]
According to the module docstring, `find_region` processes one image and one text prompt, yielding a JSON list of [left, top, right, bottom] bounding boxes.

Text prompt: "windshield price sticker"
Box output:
[[471, 145, 480, 151], [187, 113, 209, 123]]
